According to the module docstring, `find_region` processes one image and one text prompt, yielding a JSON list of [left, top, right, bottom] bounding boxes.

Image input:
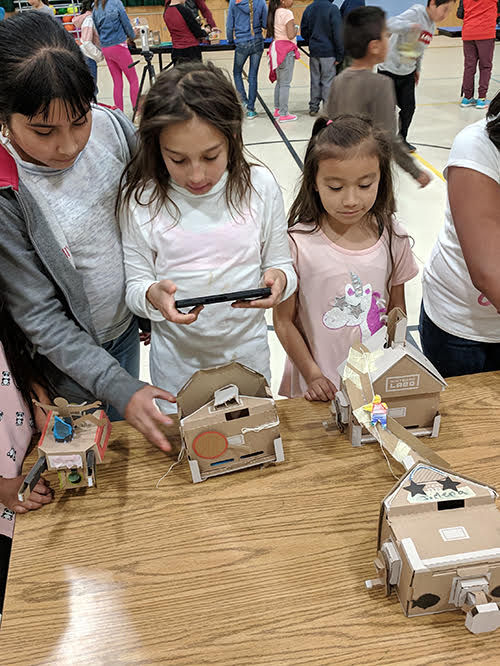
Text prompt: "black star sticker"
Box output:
[[437, 476, 460, 492], [404, 479, 427, 497]]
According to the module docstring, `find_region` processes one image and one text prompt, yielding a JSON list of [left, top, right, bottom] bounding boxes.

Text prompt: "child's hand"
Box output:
[[305, 375, 337, 402], [417, 171, 431, 188], [232, 269, 287, 309], [0, 475, 53, 514], [146, 280, 204, 325], [124, 384, 176, 452]]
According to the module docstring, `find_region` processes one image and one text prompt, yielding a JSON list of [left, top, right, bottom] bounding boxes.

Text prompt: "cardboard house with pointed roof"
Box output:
[[177, 362, 284, 483], [336, 308, 446, 444], [368, 461, 500, 634]]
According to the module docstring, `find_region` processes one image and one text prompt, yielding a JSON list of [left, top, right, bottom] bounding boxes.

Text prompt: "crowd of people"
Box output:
[[0, 2, 498, 613]]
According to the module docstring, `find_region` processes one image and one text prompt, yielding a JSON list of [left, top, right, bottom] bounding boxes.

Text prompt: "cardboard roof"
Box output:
[[176, 362, 270, 419], [382, 462, 498, 512], [338, 324, 447, 390]]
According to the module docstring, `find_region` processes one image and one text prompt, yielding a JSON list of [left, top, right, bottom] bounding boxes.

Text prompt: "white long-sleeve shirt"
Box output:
[[120, 166, 297, 412]]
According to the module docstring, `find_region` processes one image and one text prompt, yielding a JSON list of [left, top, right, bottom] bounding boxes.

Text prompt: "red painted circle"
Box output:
[[192, 431, 228, 459]]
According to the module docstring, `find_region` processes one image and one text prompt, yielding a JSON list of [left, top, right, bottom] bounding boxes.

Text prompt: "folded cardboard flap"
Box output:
[[177, 362, 269, 419], [213, 384, 239, 408]]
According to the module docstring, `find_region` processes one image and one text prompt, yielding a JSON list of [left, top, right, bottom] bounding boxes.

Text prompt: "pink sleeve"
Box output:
[[0, 345, 33, 537], [390, 220, 419, 287]]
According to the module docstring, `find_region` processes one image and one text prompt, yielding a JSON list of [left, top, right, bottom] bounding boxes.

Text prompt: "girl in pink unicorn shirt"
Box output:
[[274, 115, 418, 401]]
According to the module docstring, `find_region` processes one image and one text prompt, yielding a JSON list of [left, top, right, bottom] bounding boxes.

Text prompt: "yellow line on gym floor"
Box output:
[[298, 58, 310, 70], [414, 152, 445, 182]]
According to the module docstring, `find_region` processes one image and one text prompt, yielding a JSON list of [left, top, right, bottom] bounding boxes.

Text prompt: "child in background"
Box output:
[[92, 0, 139, 111], [118, 62, 297, 412], [226, 0, 268, 119], [0, 13, 175, 453], [326, 7, 430, 188], [0, 300, 53, 617], [378, 0, 454, 152], [163, 0, 209, 65], [300, 0, 343, 116], [73, 0, 103, 94], [267, 0, 300, 122], [460, 0, 497, 109], [274, 116, 418, 401]]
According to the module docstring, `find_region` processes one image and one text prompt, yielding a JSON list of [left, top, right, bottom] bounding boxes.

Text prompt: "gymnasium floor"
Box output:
[[96, 36, 500, 395]]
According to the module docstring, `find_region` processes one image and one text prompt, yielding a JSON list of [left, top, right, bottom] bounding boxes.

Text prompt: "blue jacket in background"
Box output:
[[93, 0, 135, 48], [340, 0, 365, 19], [226, 0, 268, 43], [300, 0, 344, 60]]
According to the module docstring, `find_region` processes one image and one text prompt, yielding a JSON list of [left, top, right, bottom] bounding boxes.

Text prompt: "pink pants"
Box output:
[[101, 43, 139, 111]]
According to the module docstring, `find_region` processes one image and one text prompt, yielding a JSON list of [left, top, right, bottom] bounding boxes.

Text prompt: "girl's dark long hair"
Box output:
[[267, 0, 280, 38], [118, 61, 253, 222], [0, 300, 53, 426], [0, 12, 95, 123], [486, 89, 500, 149], [289, 115, 406, 292]]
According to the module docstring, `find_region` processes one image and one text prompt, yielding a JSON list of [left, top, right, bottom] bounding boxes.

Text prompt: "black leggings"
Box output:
[[0, 534, 12, 616], [378, 68, 416, 141]]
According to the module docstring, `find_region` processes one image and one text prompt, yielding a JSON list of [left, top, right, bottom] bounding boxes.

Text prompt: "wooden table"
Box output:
[[1, 373, 500, 665]]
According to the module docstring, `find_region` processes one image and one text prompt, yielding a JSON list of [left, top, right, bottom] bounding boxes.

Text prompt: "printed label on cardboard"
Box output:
[[385, 374, 420, 392], [407, 486, 476, 504], [439, 526, 470, 542], [388, 407, 407, 418]]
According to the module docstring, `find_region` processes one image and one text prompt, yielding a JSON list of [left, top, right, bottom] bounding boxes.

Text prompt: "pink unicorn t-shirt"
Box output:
[[279, 219, 418, 397]]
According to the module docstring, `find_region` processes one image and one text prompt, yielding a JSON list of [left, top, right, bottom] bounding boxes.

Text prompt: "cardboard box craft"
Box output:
[[368, 462, 500, 634], [18, 399, 111, 501], [334, 308, 446, 445], [177, 362, 284, 483]]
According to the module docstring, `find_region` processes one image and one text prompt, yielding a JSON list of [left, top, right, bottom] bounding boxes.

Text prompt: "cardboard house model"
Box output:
[[335, 339, 500, 634], [367, 462, 500, 635], [18, 398, 111, 501], [177, 362, 284, 483], [335, 308, 447, 445]]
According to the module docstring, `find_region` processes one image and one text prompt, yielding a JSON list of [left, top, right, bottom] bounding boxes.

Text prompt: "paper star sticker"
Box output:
[[350, 303, 363, 318], [437, 476, 460, 492], [334, 295, 347, 310], [404, 479, 427, 497]]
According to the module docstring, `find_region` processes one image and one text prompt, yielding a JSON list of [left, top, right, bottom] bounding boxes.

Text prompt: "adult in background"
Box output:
[[92, 0, 139, 111], [226, 0, 268, 119], [420, 91, 500, 376]]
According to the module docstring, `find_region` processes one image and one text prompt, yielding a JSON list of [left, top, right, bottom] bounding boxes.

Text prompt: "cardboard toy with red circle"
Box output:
[[177, 362, 284, 483]]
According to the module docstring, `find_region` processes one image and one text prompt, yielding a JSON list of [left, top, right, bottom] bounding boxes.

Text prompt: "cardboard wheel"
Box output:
[[192, 431, 228, 459]]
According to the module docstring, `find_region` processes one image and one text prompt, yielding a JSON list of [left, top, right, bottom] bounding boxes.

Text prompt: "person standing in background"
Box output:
[[378, 0, 454, 153], [227, 0, 268, 119], [460, 0, 497, 109], [300, 0, 344, 116], [164, 0, 220, 34], [93, 0, 139, 112], [340, 0, 365, 19], [27, 0, 55, 15], [73, 0, 102, 95]]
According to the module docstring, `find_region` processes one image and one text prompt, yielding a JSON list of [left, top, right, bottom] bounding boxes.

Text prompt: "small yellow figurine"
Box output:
[[363, 394, 388, 429]]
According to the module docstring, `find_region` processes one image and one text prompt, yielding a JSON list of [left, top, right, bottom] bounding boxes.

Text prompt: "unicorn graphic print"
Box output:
[[322, 272, 386, 339]]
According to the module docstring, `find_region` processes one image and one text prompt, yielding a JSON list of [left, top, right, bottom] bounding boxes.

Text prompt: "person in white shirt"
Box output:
[[420, 90, 500, 376], [118, 62, 297, 413]]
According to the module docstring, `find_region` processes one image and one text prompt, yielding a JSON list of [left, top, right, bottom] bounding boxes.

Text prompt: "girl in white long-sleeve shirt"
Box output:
[[119, 62, 297, 412]]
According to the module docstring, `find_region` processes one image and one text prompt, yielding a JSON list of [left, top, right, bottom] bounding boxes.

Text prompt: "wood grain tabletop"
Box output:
[[1, 372, 500, 665]]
